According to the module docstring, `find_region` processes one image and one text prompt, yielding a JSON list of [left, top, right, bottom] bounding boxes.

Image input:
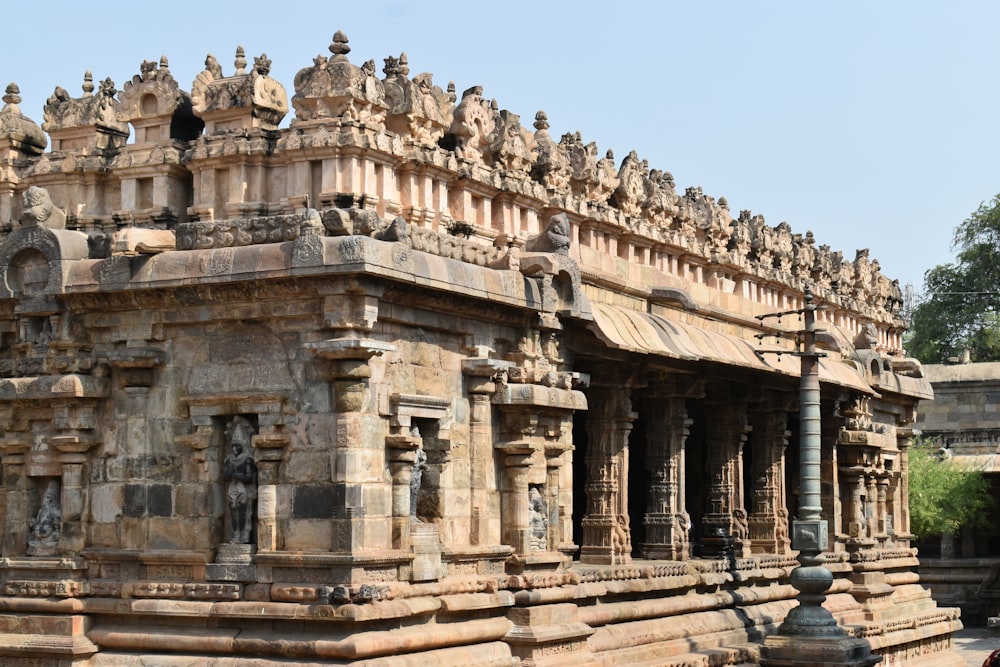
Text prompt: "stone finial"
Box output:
[[159, 55, 170, 73], [329, 30, 351, 56], [234, 46, 247, 75], [82, 70, 94, 96], [254, 53, 272, 77], [534, 110, 549, 131], [3, 83, 21, 109]]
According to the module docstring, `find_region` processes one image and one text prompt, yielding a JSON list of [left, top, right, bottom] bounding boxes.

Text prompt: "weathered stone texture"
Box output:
[[0, 30, 959, 667]]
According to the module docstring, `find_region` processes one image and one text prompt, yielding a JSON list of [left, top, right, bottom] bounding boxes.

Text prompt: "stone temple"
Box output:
[[0, 32, 962, 665]]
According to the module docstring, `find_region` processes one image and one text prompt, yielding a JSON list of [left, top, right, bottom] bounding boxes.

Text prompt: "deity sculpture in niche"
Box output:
[[223, 416, 257, 544], [409, 442, 427, 522], [529, 485, 548, 551], [27, 479, 61, 556]]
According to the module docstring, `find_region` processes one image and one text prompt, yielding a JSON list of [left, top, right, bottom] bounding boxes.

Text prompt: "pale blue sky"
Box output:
[[4, 1, 998, 293]]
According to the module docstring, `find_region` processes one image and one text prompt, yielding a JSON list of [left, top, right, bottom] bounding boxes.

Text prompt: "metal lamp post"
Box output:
[[758, 286, 880, 665]]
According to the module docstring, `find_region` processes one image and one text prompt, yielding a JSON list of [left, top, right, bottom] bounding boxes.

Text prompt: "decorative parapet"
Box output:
[[292, 31, 387, 128], [0, 84, 46, 158], [41, 71, 129, 153], [191, 48, 288, 133]]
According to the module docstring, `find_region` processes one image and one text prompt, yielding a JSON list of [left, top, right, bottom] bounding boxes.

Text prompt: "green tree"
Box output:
[[907, 440, 993, 540], [906, 194, 1000, 363]]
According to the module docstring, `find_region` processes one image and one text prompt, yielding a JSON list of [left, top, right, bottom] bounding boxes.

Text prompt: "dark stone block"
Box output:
[[123, 484, 146, 517], [293, 485, 337, 519], [147, 484, 173, 517]]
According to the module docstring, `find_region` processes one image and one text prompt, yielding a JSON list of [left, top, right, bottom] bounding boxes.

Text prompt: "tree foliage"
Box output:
[[907, 440, 993, 539], [906, 194, 1000, 363]]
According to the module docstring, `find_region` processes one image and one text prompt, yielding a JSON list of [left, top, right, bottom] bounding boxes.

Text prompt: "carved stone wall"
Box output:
[[0, 31, 961, 667]]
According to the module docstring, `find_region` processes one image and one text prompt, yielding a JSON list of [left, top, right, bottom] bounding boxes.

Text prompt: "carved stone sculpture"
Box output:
[[409, 445, 427, 521], [27, 479, 61, 556], [529, 486, 548, 551], [524, 213, 571, 255], [223, 416, 257, 544], [20, 186, 66, 229]]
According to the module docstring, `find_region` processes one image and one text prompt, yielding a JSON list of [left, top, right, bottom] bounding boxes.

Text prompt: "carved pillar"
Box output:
[[308, 338, 394, 553], [463, 352, 506, 547], [748, 393, 792, 556], [0, 438, 29, 556], [498, 442, 534, 555], [581, 384, 635, 565], [897, 434, 912, 546], [876, 473, 890, 543], [51, 435, 97, 555], [701, 388, 751, 558], [641, 375, 703, 561], [865, 475, 878, 542], [252, 429, 290, 553], [385, 430, 421, 550]]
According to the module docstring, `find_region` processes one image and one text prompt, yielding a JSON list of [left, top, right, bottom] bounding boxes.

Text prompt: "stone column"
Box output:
[[251, 430, 289, 553], [748, 394, 792, 555], [385, 430, 421, 550], [498, 443, 533, 555], [462, 352, 507, 548], [701, 388, 751, 558], [580, 384, 635, 564], [0, 438, 29, 556], [52, 435, 97, 555], [306, 337, 394, 553], [642, 387, 693, 561], [876, 473, 891, 543], [896, 430, 913, 547]]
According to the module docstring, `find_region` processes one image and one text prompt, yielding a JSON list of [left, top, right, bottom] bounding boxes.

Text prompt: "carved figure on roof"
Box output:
[[748, 214, 776, 270], [773, 221, 794, 273], [853, 248, 872, 299], [610, 150, 645, 217], [490, 109, 535, 172], [0, 83, 46, 157], [792, 231, 816, 281], [292, 30, 387, 127], [728, 210, 754, 264], [835, 253, 855, 298], [525, 212, 571, 255], [20, 186, 66, 229], [562, 132, 597, 198], [448, 85, 497, 162], [531, 111, 571, 194], [591, 149, 619, 204], [811, 244, 834, 289], [642, 168, 676, 223]]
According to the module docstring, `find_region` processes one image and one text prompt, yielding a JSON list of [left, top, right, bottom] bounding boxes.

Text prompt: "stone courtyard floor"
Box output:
[[955, 626, 999, 666]]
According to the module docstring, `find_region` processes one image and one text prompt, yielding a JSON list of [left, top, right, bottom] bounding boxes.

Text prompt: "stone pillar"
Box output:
[[251, 430, 289, 553], [468, 378, 496, 546], [896, 430, 913, 547], [498, 443, 534, 555], [52, 435, 97, 555], [701, 388, 751, 558], [0, 438, 29, 556], [748, 394, 792, 555], [642, 389, 692, 561], [385, 430, 421, 550], [580, 384, 635, 564], [306, 337, 394, 553], [876, 473, 890, 543]]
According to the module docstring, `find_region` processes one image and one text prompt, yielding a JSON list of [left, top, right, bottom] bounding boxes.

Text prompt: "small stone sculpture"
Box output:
[[20, 186, 66, 229], [409, 444, 426, 521], [528, 486, 547, 551], [524, 212, 571, 255], [223, 416, 257, 544], [27, 479, 61, 555]]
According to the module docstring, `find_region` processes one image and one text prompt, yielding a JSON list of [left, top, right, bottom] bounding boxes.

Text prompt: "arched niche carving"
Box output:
[[0, 226, 90, 299]]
